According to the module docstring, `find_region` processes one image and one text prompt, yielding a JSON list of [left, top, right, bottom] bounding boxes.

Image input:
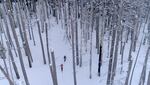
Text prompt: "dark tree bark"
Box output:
[[98, 45, 102, 76]]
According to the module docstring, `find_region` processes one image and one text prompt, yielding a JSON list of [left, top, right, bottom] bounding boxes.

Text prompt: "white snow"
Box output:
[[0, 16, 149, 85]]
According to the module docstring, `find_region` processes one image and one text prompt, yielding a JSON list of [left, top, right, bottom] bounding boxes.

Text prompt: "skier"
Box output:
[[60, 64, 63, 72], [64, 56, 66, 62]]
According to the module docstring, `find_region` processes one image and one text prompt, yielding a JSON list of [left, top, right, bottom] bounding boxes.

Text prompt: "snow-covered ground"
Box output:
[[0, 17, 101, 85], [0, 16, 149, 85]]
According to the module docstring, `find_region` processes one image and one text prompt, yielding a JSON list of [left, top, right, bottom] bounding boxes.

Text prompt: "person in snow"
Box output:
[[60, 64, 63, 71], [64, 56, 66, 62]]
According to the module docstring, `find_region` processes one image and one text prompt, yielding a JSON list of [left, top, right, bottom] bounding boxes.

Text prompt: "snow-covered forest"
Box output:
[[0, 0, 150, 85]]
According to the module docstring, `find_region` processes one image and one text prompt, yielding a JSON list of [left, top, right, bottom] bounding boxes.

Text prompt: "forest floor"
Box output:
[[0, 17, 149, 85]]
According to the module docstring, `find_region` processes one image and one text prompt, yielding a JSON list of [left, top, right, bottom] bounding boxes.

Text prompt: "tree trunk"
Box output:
[[138, 47, 150, 85], [8, 11, 30, 85], [107, 28, 116, 85], [147, 71, 150, 85], [125, 60, 133, 85], [111, 29, 120, 84], [0, 65, 14, 85], [37, 21, 46, 64], [51, 51, 58, 85], [75, 0, 79, 66], [45, 23, 51, 64], [129, 35, 144, 85], [98, 45, 102, 76], [17, 3, 33, 67], [6, 41, 20, 79], [71, 19, 77, 85]]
